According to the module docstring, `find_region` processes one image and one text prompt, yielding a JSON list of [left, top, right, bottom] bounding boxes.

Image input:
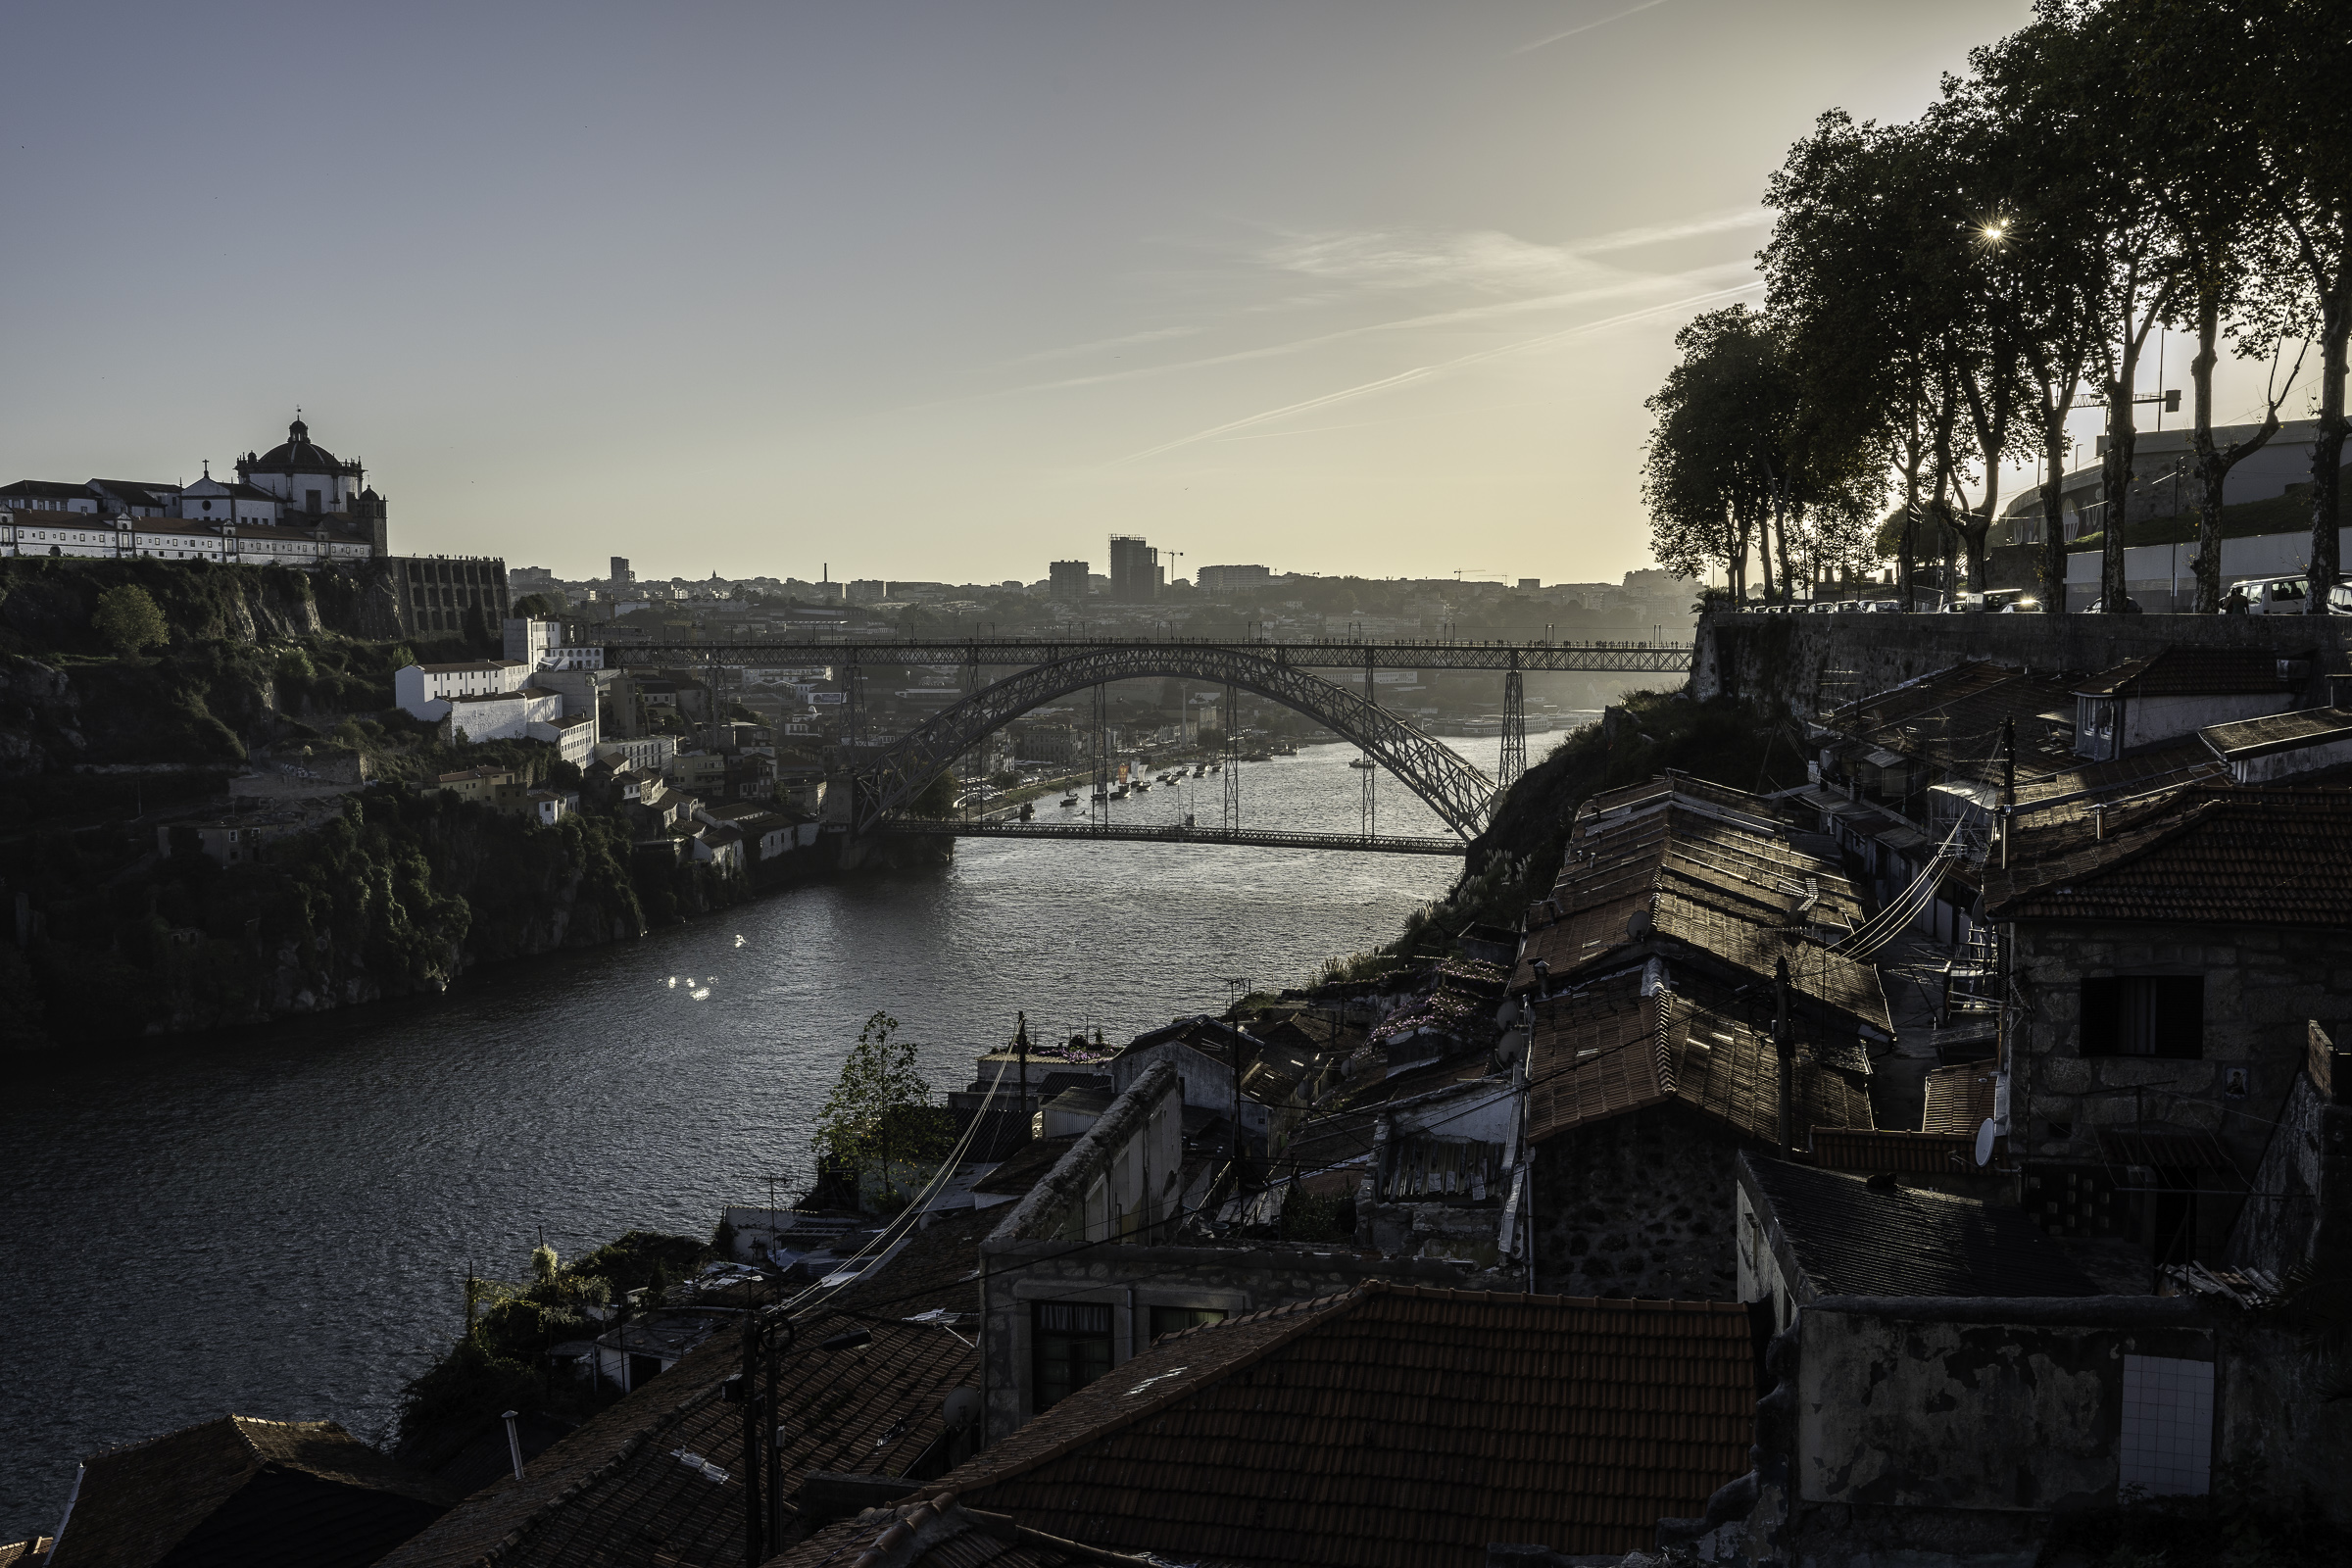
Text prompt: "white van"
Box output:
[[2225, 575, 2310, 614]]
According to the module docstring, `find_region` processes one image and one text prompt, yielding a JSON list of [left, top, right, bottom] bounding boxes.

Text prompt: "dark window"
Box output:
[[2081, 976, 2203, 1058], [1032, 1300, 1112, 1412], [306, 488, 321, 513], [1148, 1305, 1226, 1342]]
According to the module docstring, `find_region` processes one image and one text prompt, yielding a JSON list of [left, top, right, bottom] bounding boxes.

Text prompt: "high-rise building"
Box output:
[[1050, 560, 1091, 603], [611, 556, 634, 584], [1108, 535, 1158, 602]]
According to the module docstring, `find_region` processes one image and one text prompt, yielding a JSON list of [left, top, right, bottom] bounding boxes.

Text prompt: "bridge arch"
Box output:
[[854, 645, 1496, 837]]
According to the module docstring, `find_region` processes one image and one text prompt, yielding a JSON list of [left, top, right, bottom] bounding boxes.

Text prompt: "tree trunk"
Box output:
[[2101, 359, 2138, 612], [2309, 248, 2350, 612], [1898, 462, 1920, 612], [2038, 403, 2070, 613], [2189, 285, 2227, 613]]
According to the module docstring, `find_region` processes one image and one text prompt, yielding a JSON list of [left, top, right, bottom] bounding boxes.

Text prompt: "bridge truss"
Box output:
[[848, 644, 1500, 838], [871, 820, 1466, 855]]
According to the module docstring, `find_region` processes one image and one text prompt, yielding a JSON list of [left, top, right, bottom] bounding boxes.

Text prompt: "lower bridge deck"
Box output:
[[871, 820, 1466, 855]]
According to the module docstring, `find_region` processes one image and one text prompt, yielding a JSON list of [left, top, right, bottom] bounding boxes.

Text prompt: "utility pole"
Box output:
[[1014, 1010, 1032, 1144], [1999, 716, 2016, 869], [1774, 956, 1794, 1159]]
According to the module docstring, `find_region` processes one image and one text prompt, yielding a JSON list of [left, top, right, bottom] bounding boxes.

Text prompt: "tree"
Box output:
[[909, 771, 959, 819], [1641, 307, 1788, 601], [2240, 0, 2352, 610], [812, 1011, 955, 1210], [92, 584, 168, 662]]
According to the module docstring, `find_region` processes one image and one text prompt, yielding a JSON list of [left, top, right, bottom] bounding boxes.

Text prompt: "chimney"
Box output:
[[502, 1409, 525, 1482]]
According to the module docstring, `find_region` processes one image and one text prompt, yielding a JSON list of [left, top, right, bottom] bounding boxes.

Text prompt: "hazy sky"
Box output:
[[9, 1, 2284, 585]]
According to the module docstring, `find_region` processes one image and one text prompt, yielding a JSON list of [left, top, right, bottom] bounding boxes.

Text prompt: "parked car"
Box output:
[[2329, 580, 2352, 615], [2223, 575, 2315, 614], [1855, 599, 1906, 612], [2083, 596, 2143, 613], [1808, 600, 1846, 613], [1941, 588, 2038, 613]]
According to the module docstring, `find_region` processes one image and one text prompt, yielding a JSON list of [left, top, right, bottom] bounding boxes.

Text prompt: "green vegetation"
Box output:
[[91, 584, 170, 662], [812, 1011, 957, 1212], [394, 1229, 713, 1471], [1355, 691, 1805, 973], [0, 784, 654, 1043]]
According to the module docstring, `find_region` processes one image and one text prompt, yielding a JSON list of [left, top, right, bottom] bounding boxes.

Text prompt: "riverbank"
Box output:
[[0, 738, 1470, 1538]]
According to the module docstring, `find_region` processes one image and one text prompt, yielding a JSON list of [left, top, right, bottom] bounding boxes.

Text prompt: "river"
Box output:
[[0, 733, 1543, 1536]]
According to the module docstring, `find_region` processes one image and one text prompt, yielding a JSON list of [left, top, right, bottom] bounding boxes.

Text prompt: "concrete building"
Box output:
[[393, 660, 531, 720], [1195, 564, 1271, 595], [1048, 559, 1090, 602], [1107, 534, 1159, 602]]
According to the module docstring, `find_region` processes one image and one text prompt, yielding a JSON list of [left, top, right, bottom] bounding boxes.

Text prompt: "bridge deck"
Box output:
[[873, 820, 1466, 855], [609, 637, 1689, 673]]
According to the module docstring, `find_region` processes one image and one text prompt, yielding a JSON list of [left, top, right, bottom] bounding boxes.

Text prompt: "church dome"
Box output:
[[249, 416, 346, 474]]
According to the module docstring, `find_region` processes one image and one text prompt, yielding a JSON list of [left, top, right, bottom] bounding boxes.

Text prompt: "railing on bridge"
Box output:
[[872, 819, 1466, 856]]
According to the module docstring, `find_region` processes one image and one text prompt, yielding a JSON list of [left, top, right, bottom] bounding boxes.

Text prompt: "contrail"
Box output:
[[1105, 278, 1762, 466], [1515, 0, 1671, 54]]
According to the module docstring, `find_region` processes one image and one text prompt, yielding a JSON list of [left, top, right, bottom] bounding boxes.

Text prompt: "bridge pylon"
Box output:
[[1499, 653, 1527, 793]]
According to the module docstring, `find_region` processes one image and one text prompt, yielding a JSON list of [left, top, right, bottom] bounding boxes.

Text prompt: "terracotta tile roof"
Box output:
[[934, 1282, 1756, 1565], [46, 1416, 453, 1568], [762, 1494, 1157, 1568], [0, 1539, 51, 1565], [1920, 1059, 1999, 1136], [2075, 646, 2307, 699], [1740, 1155, 2100, 1300], [1984, 786, 2352, 925], [1524, 974, 1872, 1151], [377, 1211, 997, 1568]]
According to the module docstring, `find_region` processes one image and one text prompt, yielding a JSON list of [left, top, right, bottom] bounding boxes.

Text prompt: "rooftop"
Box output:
[[1524, 970, 1873, 1151], [47, 1415, 453, 1568], [2200, 705, 2352, 761], [1517, 780, 1889, 1037], [1984, 786, 2352, 926], [2075, 646, 2308, 699], [1739, 1153, 2102, 1300], [936, 1282, 1756, 1565]]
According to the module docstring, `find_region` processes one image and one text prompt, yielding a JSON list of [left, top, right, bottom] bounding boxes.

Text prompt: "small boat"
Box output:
[[1134, 779, 1151, 793], [1348, 758, 1376, 770], [1208, 762, 1222, 773], [1193, 764, 1205, 777], [1060, 794, 1079, 808], [1110, 784, 1129, 800]]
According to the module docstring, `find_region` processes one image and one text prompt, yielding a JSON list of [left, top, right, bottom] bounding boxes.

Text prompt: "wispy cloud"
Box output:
[[1258, 207, 1768, 295], [1104, 278, 1762, 466], [1514, 0, 1673, 55], [1005, 324, 1202, 367]]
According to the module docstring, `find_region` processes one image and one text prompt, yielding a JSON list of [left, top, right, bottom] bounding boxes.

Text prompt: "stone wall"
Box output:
[[2225, 1034, 2352, 1274], [1692, 608, 2346, 717], [1528, 1102, 1742, 1300], [2011, 918, 2352, 1263]]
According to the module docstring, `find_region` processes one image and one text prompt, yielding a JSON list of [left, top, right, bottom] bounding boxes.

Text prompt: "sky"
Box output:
[[6, 0, 2294, 586]]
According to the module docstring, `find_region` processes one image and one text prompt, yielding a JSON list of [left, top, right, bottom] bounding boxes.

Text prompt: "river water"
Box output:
[[0, 734, 1539, 1536]]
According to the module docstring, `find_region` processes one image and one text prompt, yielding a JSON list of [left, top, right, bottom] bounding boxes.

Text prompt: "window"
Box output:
[[2119, 1354, 2212, 1496], [1148, 1305, 1226, 1342], [2080, 976, 2202, 1058], [1032, 1301, 1113, 1412]]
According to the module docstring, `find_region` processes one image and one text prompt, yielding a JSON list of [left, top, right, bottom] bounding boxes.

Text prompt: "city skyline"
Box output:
[[0, 0, 2059, 587]]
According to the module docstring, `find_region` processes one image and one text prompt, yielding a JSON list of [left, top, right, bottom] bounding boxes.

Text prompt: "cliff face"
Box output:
[[4, 792, 681, 1044]]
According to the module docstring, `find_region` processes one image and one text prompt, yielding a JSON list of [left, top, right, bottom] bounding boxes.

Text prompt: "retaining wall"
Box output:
[[1693, 609, 2350, 717]]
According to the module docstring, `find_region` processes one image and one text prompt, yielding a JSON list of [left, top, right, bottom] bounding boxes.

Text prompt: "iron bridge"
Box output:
[[871, 820, 1465, 856], [608, 636, 1691, 674]]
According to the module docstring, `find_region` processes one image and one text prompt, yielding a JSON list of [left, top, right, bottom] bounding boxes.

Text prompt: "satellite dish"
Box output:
[[1973, 1118, 1997, 1167], [1627, 908, 1654, 940], [944, 1387, 982, 1431]]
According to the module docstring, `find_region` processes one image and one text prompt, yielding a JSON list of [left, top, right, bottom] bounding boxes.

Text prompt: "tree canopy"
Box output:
[[1647, 0, 2349, 613], [92, 584, 170, 660]]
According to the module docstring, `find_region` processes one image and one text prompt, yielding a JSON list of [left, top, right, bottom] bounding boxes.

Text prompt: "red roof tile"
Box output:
[[935, 1282, 1757, 1565], [1984, 786, 2352, 925]]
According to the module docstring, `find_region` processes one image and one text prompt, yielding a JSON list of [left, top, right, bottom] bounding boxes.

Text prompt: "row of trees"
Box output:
[[1645, 0, 2352, 613]]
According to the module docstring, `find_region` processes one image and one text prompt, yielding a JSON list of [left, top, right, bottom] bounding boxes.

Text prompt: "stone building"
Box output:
[[1519, 966, 1872, 1300], [1984, 786, 2352, 1274]]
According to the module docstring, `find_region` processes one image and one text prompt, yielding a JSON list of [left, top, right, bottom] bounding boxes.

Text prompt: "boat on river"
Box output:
[[1060, 794, 1079, 808], [1348, 758, 1376, 770]]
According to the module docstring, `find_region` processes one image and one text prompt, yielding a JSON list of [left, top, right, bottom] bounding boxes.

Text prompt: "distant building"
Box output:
[[1108, 535, 1158, 602], [611, 555, 634, 584], [1195, 564, 1271, 595], [1517, 577, 1541, 590], [1050, 560, 1091, 602]]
